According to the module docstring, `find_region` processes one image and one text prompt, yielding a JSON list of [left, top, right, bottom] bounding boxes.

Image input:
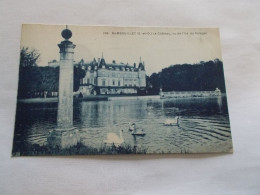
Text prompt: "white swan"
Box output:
[[104, 130, 124, 147], [163, 116, 179, 126]]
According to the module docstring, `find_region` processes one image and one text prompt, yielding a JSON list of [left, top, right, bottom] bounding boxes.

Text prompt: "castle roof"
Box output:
[[138, 57, 145, 70], [98, 58, 106, 68], [75, 56, 145, 71]]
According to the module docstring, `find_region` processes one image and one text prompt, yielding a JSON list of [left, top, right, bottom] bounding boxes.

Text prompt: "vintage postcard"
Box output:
[[12, 24, 233, 156]]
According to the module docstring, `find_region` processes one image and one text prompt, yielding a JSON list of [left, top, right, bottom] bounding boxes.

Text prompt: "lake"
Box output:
[[13, 96, 233, 154]]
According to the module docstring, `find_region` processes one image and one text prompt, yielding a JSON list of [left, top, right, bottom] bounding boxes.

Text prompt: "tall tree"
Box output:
[[18, 47, 42, 98], [20, 47, 40, 67], [74, 67, 86, 92], [147, 59, 226, 95]]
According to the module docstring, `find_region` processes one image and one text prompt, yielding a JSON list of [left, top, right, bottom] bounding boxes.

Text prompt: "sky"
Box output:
[[21, 24, 223, 75]]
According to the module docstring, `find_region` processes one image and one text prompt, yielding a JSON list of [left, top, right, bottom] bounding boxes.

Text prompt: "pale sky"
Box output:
[[21, 24, 223, 75]]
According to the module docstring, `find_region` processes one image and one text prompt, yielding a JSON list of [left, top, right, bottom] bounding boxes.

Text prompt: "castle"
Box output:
[[48, 55, 146, 95]]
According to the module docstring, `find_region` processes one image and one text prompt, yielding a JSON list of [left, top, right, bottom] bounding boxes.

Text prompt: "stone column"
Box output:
[[47, 27, 80, 149], [57, 40, 75, 129]]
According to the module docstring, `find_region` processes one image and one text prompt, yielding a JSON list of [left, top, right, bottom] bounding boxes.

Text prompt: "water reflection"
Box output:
[[104, 130, 124, 147], [13, 96, 232, 153], [217, 96, 223, 113]]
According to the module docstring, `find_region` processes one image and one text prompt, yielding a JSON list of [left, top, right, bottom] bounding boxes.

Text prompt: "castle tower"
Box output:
[[138, 57, 146, 87]]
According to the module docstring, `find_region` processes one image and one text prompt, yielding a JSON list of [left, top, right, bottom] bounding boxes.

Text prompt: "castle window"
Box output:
[[118, 81, 120, 86], [112, 80, 115, 85], [102, 80, 106, 86], [87, 78, 90, 84]]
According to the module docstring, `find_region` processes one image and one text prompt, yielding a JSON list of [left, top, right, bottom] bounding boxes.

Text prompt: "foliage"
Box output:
[[146, 73, 161, 95], [20, 47, 40, 68], [18, 47, 86, 98], [17, 66, 59, 98], [12, 142, 147, 156], [17, 66, 86, 98], [146, 59, 226, 95], [74, 66, 86, 91]]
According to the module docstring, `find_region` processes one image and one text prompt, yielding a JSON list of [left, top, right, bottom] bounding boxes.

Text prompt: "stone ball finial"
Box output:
[[61, 28, 72, 40]]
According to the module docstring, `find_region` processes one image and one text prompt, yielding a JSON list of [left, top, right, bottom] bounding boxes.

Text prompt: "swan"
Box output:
[[128, 122, 146, 135], [129, 122, 136, 131], [104, 130, 124, 147], [163, 116, 179, 126]]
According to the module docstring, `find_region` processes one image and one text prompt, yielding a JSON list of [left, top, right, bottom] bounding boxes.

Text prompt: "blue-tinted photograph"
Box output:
[[12, 25, 233, 156]]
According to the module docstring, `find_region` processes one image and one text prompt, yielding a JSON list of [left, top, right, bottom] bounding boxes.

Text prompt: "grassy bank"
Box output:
[[12, 142, 147, 156]]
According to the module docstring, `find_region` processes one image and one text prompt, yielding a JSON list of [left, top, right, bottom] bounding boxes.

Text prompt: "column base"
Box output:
[[47, 127, 80, 149]]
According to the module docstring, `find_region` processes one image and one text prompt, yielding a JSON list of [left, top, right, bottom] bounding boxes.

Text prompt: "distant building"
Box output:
[[48, 59, 59, 67], [78, 55, 146, 95], [48, 55, 146, 95]]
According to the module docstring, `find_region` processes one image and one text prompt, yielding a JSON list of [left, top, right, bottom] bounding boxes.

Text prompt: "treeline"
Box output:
[[146, 59, 226, 95], [18, 66, 85, 98], [17, 47, 86, 98]]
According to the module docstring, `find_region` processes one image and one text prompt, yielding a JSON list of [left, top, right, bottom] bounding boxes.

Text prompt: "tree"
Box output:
[[18, 47, 88, 98], [20, 47, 40, 67], [147, 73, 161, 95], [146, 59, 226, 95], [74, 66, 86, 92], [39, 67, 59, 92], [18, 47, 42, 98]]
